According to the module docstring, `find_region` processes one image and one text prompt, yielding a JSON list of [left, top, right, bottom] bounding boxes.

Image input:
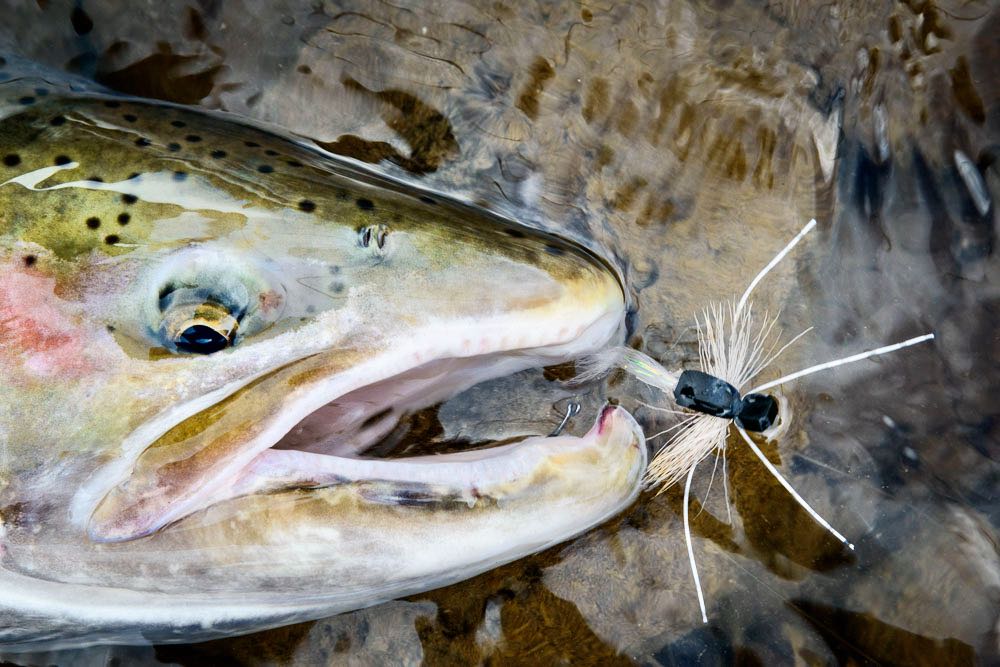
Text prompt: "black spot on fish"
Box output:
[[265, 149, 279, 156], [88, 176, 103, 183], [287, 160, 303, 168], [297, 64, 312, 74], [123, 113, 138, 122], [18, 96, 35, 105], [173, 170, 187, 181], [54, 155, 71, 165], [185, 134, 201, 143], [298, 199, 316, 212], [305, 304, 316, 314], [70, 6, 94, 35], [419, 195, 436, 205], [257, 164, 274, 173], [50, 115, 66, 126], [244, 141, 260, 148], [23, 255, 36, 267], [122, 194, 138, 204], [2, 154, 20, 167], [210, 149, 226, 159], [167, 142, 181, 152], [135, 138, 151, 147], [356, 198, 374, 211], [505, 228, 526, 238], [117, 213, 130, 225], [171, 120, 186, 128], [104, 234, 120, 245], [103, 100, 121, 108], [86, 217, 101, 229]]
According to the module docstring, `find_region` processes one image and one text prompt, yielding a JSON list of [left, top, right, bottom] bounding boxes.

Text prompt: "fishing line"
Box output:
[[581, 218, 935, 622]]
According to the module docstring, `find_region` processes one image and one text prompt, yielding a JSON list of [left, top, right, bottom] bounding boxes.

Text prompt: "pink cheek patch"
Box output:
[[0, 265, 103, 380]]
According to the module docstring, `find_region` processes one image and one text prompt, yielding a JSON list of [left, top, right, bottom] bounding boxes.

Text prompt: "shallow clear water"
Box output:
[[1, 0, 998, 664]]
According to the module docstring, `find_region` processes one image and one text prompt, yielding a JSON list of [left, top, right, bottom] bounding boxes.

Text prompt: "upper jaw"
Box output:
[[82, 286, 625, 543]]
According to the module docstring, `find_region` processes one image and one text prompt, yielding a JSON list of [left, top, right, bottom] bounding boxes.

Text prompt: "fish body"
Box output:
[[0, 74, 645, 649]]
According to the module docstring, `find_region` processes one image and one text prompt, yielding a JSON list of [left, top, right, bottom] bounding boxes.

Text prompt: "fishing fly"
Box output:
[[578, 218, 934, 623]]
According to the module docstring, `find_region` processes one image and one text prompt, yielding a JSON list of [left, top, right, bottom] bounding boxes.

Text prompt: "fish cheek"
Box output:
[[0, 263, 115, 379]]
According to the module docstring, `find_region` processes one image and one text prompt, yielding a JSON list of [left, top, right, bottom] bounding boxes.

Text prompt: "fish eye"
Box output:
[[174, 322, 233, 354], [144, 250, 286, 358], [161, 299, 240, 355]]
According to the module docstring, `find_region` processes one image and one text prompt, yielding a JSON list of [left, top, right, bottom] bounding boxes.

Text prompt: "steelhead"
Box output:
[[0, 73, 645, 649]]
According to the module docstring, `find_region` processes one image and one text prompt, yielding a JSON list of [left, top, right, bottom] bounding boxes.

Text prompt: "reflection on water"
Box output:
[[1, 0, 997, 663]]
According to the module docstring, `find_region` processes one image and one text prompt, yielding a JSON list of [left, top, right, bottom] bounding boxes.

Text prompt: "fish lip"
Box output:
[[82, 286, 627, 543]]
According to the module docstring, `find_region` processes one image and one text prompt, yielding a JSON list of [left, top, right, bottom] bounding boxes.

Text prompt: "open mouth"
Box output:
[[84, 298, 636, 543], [217, 351, 588, 504]]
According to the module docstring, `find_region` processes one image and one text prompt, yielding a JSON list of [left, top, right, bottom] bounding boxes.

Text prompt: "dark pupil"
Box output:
[[175, 325, 230, 354]]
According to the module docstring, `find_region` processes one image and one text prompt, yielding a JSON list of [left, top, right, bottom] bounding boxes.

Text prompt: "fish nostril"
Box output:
[[359, 224, 388, 250]]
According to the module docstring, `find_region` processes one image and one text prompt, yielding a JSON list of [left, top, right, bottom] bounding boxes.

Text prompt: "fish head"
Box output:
[[0, 82, 645, 648]]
